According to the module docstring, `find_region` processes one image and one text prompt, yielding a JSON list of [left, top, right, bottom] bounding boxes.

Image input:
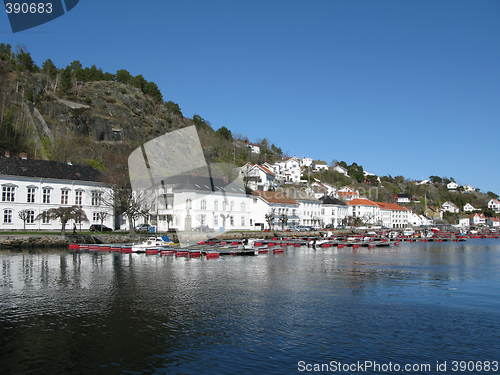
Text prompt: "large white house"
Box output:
[[312, 161, 329, 173], [470, 213, 486, 226], [271, 158, 302, 183], [240, 164, 277, 191], [299, 157, 313, 168], [297, 198, 322, 228], [447, 182, 459, 190], [376, 202, 409, 228], [132, 175, 253, 233], [463, 203, 478, 212], [0, 155, 114, 231], [250, 190, 299, 230], [333, 164, 349, 177], [486, 217, 500, 228], [320, 196, 348, 228], [346, 199, 381, 225], [441, 201, 459, 213], [488, 199, 500, 213]]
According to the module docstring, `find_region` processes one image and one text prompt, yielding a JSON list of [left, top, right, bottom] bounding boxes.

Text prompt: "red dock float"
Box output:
[[160, 250, 176, 256], [189, 252, 202, 257], [338, 244, 345, 248], [121, 248, 132, 254], [205, 253, 220, 259], [110, 247, 121, 252], [258, 250, 269, 254], [68, 244, 79, 250], [294, 243, 301, 247], [176, 251, 189, 257], [254, 242, 263, 246], [145, 249, 159, 255], [273, 249, 285, 254]]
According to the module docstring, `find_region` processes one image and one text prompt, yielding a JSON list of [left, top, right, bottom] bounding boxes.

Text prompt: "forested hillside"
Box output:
[[0, 44, 497, 221]]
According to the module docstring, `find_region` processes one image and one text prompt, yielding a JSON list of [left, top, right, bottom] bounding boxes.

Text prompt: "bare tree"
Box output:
[[37, 206, 88, 233], [279, 214, 288, 230], [265, 212, 275, 230], [96, 211, 110, 231], [102, 186, 150, 234], [18, 209, 31, 230]]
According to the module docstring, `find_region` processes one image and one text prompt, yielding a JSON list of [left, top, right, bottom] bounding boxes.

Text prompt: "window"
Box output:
[[230, 201, 234, 212], [200, 214, 206, 225], [61, 189, 69, 205], [42, 188, 51, 204], [91, 192, 102, 206], [41, 211, 50, 224], [214, 201, 218, 211], [2, 186, 15, 202], [230, 216, 234, 226], [240, 202, 246, 212], [26, 210, 35, 224], [27, 187, 36, 203], [93, 212, 100, 222], [241, 216, 245, 227], [186, 198, 192, 209], [214, 215, 218, 227], [201, 199, 207, 210], [75, 190, 83, 205], [3, 209, 12, 224], [222, 201, 228, 211]]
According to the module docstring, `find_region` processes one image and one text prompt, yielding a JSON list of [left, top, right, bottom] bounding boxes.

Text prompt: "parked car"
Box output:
[[135, 224, 152, 232], [89, 224, 113, 232]]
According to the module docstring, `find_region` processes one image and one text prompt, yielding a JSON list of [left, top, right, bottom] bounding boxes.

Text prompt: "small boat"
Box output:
[[131, 236, 175, 253]]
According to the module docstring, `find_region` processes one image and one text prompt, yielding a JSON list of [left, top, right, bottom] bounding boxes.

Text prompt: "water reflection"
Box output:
[[1, 241, 500, 375]]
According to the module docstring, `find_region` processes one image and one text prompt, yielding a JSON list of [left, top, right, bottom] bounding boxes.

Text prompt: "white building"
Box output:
[[297, 198, 322, 228], [457, 217, 470, 228], [250, 190, 299, 230], [320, 196, 348, 228], [333, 164, 349, 177], [408, 212, 432, 227], [416, 179, 430, 185], [143, 175, 253, 233], [247, 143, 261, 154], [488, 199, 500, 213], [447, 182, 459, 190], [396, 194, 411, 203], [240, 164, 277, 191], [462, 185, 476, 193], [312, 161, 329, 173], [486, 217, 500, 228], [0, 155, 114, 231], [470, 213, 486, 226], [299, 157, 313, 168], [346, 199, 381, 225], [463, 203, 478, 212], [271, 158, 302, 183], [375, 202, 409, 229], [441, 201, 459, 213], [307, 181, 337, 199]]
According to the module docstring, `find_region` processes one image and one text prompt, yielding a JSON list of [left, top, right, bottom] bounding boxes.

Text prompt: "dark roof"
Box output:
[[0, 156, 105, 182], [397, 193, 410, 198], [162, 174, 247, 195], [320, 196, 346, 205]]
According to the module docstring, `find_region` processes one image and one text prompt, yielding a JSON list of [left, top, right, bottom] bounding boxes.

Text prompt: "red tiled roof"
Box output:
[[252, 190, 298, 205], [346, 198, 379, 207], [375, 202, 409, 211], [257, 165, 275, 176], [338, 191, 358, 196]]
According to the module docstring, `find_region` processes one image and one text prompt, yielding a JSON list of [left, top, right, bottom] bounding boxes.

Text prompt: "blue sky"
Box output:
[[1, 0, 499, 193]]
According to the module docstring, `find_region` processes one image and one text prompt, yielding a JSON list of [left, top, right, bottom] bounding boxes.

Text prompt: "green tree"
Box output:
[[60, 66, 73, 93], [115, 69, 133, 84], [216, 126, 232, 141], [16, 49, 36, 72], [143, 81, 163, 102], [41, 59, 57, 78], [165, 101, 182, 116]]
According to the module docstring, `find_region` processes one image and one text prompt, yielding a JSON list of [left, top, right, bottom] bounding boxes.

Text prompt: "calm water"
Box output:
[[1, 241, 500, 375]]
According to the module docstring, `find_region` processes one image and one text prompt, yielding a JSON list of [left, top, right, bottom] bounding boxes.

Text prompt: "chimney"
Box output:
[[4, 151, 10, 158], [19, 152, 28, 160]]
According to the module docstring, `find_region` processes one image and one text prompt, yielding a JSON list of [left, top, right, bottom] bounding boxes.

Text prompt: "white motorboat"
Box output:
[[131, 236, 175, 252]]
